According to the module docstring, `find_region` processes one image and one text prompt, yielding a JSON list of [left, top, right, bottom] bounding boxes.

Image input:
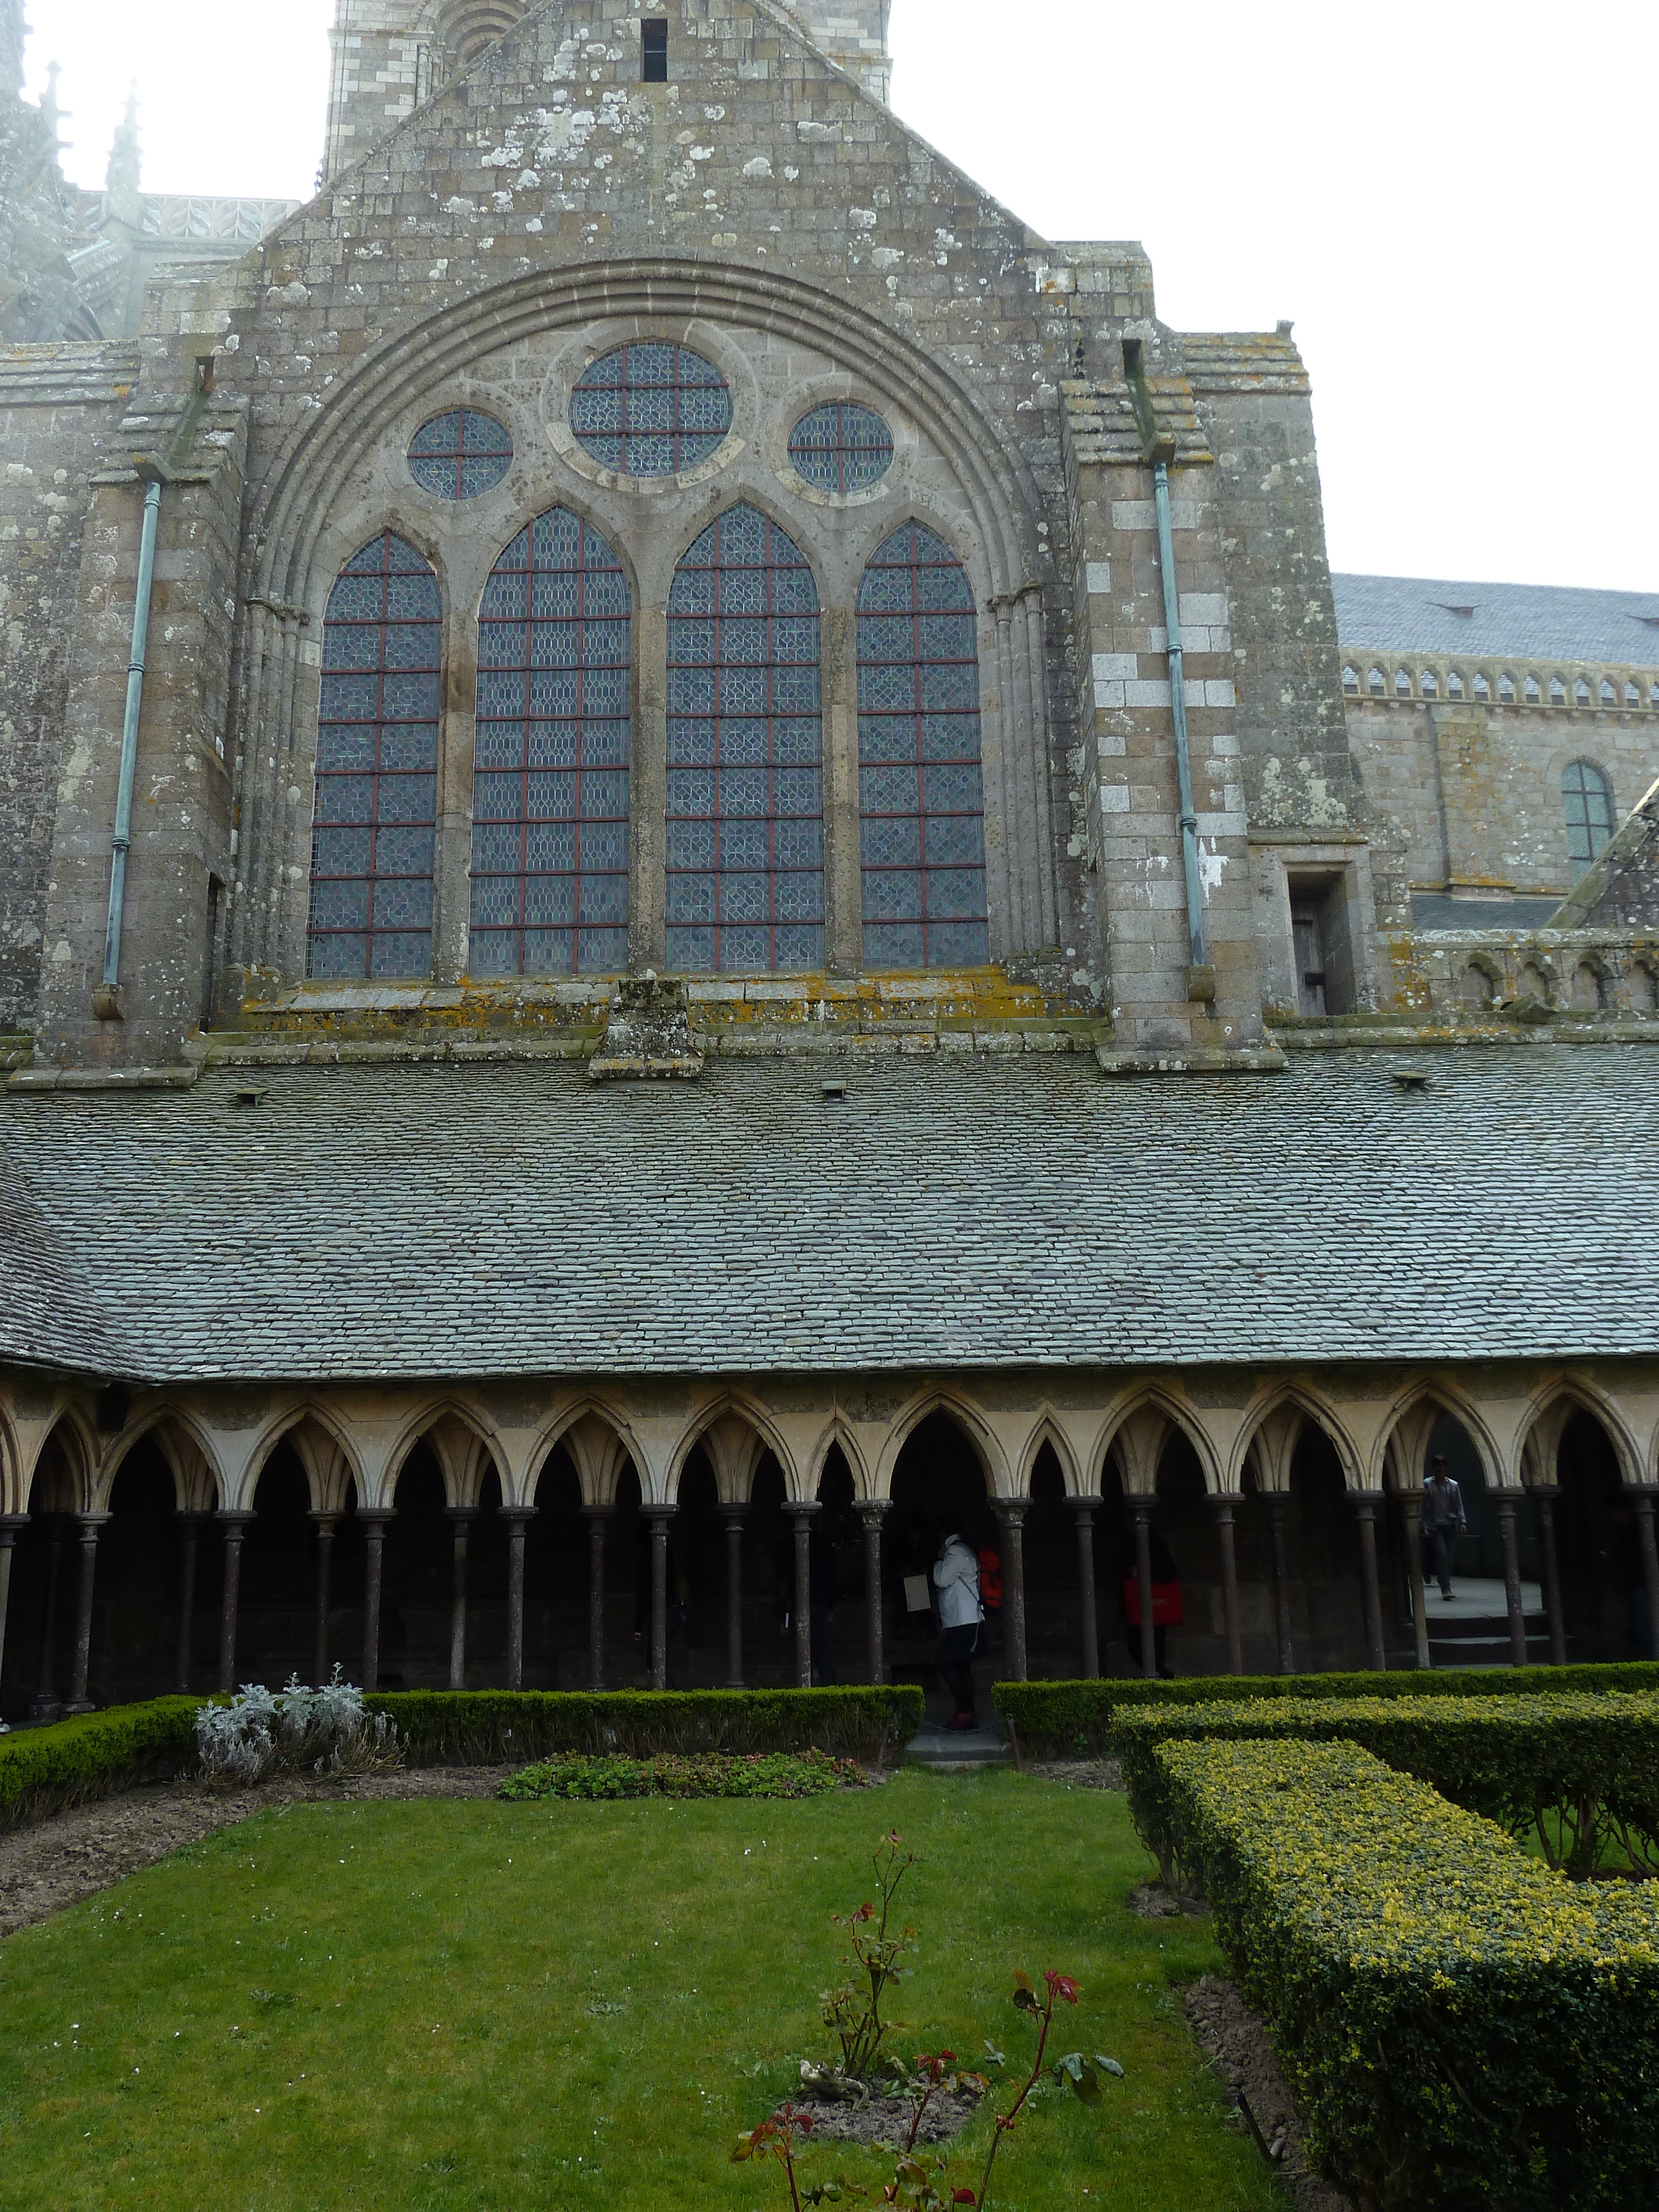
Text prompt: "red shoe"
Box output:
[[947, 1712, 978, 1731]]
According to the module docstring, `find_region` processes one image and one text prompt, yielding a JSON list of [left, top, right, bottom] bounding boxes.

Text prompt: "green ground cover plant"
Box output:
[[993, 1662, 1659, 1757], [499, 1750, 865, 1801], [1146, 1737, 1659, 2212], [1114, 1692, 1659, 1877], [0, 1769, 1280, 2212]]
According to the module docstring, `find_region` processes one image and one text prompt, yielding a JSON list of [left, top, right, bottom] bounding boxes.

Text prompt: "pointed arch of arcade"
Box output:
[[1014, 1411, 1084, 1499], [875, 1385, 1012, 1501], [802, 1412, 876, 1503], [95, 1404, 227, 1514], [1093, 1385, 1226, 1498], [1230, 1381, 1365, 1495], [1515, 1374, 1644, 1491], [382, 1395, 513, 1509], [1371, 1377, 1509, 1495], [236, 257, 1056, 985], [25, 1403, 100, 1515], [665, 1391, 801, 1503], [241, 1400, 368, 1515], [524, 1396, 645, 1507]]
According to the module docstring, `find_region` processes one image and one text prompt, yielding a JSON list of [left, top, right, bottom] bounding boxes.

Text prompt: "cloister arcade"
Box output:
[[2, 1367, 1656, 1721]]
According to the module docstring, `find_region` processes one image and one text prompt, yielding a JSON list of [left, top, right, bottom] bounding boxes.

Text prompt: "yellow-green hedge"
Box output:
[[0, 1698, 199, 1829], [366, 1685, 922, 1764], [992, 1662, 1659, 1756], [1116, 1693, 1659, 1879], [1151, 1738, 1659, 2210]]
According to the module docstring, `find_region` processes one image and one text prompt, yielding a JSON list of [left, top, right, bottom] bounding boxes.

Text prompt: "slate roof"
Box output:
[[2, 1050, 1657, 1384], [0, 1142, 124, 1376], [1333, 574, 1659, 668]]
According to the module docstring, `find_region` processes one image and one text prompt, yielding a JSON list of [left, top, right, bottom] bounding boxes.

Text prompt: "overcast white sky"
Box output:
[[23, 0, 1656, 593]]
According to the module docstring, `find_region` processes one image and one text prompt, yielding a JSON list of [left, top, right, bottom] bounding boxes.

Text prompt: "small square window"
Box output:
[[642, 19, 668, 81]]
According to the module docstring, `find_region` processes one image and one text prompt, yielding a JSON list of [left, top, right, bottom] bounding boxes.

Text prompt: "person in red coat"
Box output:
[[1119, 1528, 1182, 1678]]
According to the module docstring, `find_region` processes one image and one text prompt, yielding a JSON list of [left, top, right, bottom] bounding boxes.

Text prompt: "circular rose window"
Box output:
[[407, 409, 513, 499], [568, 343, 733, 475], [788, 401, 893, 493]]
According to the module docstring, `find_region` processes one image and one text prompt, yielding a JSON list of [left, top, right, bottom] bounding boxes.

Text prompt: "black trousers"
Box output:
[[940, 1623, 980, 1718]]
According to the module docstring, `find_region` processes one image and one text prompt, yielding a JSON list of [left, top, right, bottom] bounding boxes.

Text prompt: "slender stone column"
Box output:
[[782, 1500, 819, 1689], [1625, 1487, 1659, 1665], [1129, 1497, 1157, 1678], [1352, 1489, 1387, 1674], [582, 1504, 612, 1692], [1209, 1494, 1244, 1676], [1495, 1493, 1528, 1666], [0, 1514, 28, 1707], [855, 1500, 891, 1686], [501, 1507, 535, 1691], [175, 1510, 206, 1693], [1262, 1491, 1295, 1675], [310, 1511, 340, 1687], [1070, 1496, 1101, 1679], [1399, 1488, 1431, 1669], [30, 1516, 66, 1722], [444, 1507, 476, 1692], [216, 1509, 255, 1695], [642, 1503, 677, 1691], [357, 1507, 394, 1692], [65, 1511, 111, 1714], [721, 1506, 747, 1689], [993, 1500, 1029, 1682], [1532, 1484, 1567, 1667]]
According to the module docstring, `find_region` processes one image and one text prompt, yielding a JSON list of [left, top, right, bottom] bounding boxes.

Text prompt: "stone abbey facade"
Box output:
[[2, 0, 1657, 1720]]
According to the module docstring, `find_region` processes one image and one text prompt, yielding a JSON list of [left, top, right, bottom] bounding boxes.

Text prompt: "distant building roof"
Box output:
[[1333, 574, 1659, 667], [2, 1050, 1656, 1385]]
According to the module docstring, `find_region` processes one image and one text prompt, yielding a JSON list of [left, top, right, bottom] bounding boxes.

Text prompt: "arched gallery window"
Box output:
[[664, 503, 823, 972], [470, 506, 632, 975], [1562, 760, 1614, 869], [306, 530, 440, 979], [855, 521, 988, 968]]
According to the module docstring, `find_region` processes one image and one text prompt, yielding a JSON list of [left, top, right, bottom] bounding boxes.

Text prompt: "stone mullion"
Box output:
[[432, 616, 476, 985], [632, 604, 667, 970], [822, 604, 861, 974]]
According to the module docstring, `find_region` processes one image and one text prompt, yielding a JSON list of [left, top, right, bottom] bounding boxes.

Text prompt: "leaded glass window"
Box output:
[[665, 503, 823, 972], [470, 507, 631, 975], [1562, 759, 1614, 868], [789, 402, 894, 493], [568, 343, 732, 475], [307, 531, 439, 980], [407, 409, 513, 499], [856, 521, 988, 968]]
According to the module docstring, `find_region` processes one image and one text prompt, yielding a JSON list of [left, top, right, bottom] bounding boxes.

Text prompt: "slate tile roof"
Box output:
[[2, 1051, 1656, 1385], [0, 1145, 123, 1376], [1333, 573, 1659, 669]]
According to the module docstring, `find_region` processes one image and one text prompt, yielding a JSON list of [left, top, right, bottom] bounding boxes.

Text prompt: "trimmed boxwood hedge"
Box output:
[[0, 1697, 199, 1830], [0, 1685, 922, 1832], [1116, 1693, 1659, 1880], [362, 1685, 921, 1765], [992, 1661, 1659, 1757], [1149, 1738, 1659, 2211]]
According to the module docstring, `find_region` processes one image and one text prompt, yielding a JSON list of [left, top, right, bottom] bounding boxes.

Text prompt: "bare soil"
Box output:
[[1183, 1974, 1354, 2212], [1024, 1757, 1124, 1791], [789, 2081, 983, 2148], [0, 1766, 505, 1939], [1129, 1879, 1210, 1920]]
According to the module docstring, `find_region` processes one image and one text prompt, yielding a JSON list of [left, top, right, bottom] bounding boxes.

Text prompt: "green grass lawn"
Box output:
[[0, 1769, 1284, 2211]]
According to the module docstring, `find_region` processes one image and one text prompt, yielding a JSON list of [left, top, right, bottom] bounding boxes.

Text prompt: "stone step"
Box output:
[[904, 1720, 1010, 1770]]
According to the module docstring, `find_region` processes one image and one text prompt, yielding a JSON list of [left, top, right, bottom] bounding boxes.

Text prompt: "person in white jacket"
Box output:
[[932, 1530, 985, 1731]]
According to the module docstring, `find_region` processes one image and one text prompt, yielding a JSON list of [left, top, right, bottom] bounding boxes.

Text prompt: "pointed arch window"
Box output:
[[665, 503, 823, 972], [471, 506, 632, 975], [307, 530, 440, 979], [856, 521, 988, 968]]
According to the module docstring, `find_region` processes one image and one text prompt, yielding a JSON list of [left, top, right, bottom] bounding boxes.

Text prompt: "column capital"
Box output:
[[993, 1497, 1029, 1525], [355, 1506, 395, 1528], [1125, 1493, 1156, 1517], [781, 1498, 821, 1520], [310, 1509, 343, 1530], [719, 1501, 749, 1524], [1206, 1490, 1245, 1506], [1348, 1488, 1385, 1510], [1528, 1482, 1563, 1501], [1068, 1493, 1103, 1513], [0, 1512, 30, 1534], [215, 1508, 256, 1530], [1621, 1483, 1659, 1504], [580, 1500, 616, 1521], [444, 1504, 479, 1526], [498, 1505, 537, 1527], [76, 1510, 113, 1531], [174, 1506, 212, 1526], [853, 1497, 893, 1520], [641, 1499, 678, 1523]]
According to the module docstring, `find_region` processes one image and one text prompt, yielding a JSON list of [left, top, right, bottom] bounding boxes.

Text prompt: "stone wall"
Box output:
[[0, 343, 138, 1031], [1345, 692, 1659, 898]]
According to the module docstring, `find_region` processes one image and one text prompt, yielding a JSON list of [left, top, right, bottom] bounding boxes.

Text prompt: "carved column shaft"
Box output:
[[994, 1501, 1028, 1683], [175, 1510, 205, 1694], [502, 1507, 535, 1692], [1262, 1491, 1295, 1676], [1129, 1498, 1156, 1679], [216, 1510, 255, 1696], [1070, 1498, 1100, 1681], [783, 1500, 819, 1689], [1532, 1485, 1567, 1667], [310, 1512, 339, 1688], [1352, 1491, 1387, 1674], [643, 1504, 676, 1692], [855, 1501, 891, 1686], [721, 1507, 747, 1690], [358, 1509, 393, 1692], [582, 1505, 612, 1693], [1495, 1495, 1528, 1667], [446, 1508, 476, 1692], [1209, 1495, 1243, 1676]]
